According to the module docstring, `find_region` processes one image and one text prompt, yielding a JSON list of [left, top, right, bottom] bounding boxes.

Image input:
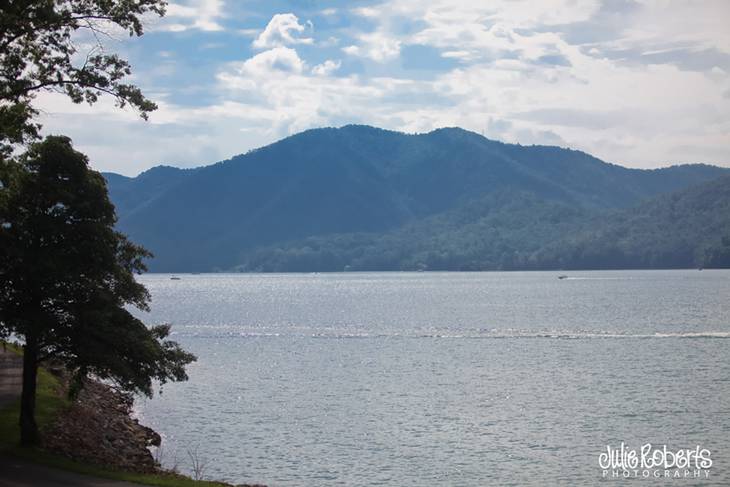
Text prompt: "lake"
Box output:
[[133, 270, 730, 486]]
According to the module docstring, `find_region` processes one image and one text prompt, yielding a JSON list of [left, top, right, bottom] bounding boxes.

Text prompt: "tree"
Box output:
[[0, 0, 166, 156], [0, 136, 196, 446]]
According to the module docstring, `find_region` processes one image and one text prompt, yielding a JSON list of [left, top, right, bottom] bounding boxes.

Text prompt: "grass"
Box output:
[[0, 341, 235, 487], [0, 342, 70, 447]]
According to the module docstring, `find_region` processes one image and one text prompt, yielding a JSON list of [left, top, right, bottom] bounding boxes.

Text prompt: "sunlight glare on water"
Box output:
[[133, 270, 730, 486]]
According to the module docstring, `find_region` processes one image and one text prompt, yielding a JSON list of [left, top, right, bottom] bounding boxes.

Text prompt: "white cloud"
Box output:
[[342, 31, 401, 62], [386, 0, 601, 28], [33, 0, 730, 173], [343, 0, 599, 64], [37, 51, 730, 174], [175, 33, 730, 169], [318, 36, 340, 48], [223, 47, 306, 82], [441, 50, 477, 61], [312, 59, 342, 76], [613, 0, 730, 55], [253, 13, 313, 49], [161, 0, 225, 32], [352, 7, 380, 18]]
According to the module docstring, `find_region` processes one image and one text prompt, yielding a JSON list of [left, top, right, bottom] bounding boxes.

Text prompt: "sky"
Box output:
[[36, 0, 730, 176]]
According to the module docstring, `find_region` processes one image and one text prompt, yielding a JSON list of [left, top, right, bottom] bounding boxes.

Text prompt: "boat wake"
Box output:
[[169, 326, 730, 340]]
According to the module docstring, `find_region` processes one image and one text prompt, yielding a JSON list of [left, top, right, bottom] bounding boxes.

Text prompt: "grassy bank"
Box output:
[[0, 342, 234, 487]]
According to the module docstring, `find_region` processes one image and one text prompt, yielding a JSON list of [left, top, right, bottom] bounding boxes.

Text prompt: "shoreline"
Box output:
[[0, 343, 266, 487], [143, 268, 727, 275]]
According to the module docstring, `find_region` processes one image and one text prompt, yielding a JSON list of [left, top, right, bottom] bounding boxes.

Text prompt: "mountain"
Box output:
[[533, 174, 730, 270], [238, 176, 730, 272], [103, 165, 196, 218], [103, 125, 729, 272], [235, 190, 590, 272]]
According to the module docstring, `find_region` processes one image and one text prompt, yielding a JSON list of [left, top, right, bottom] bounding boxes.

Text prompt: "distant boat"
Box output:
[[170, 276, 182, 280], [557, 275, 568, 280]]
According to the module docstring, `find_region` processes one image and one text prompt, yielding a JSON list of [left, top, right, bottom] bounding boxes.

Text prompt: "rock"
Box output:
[[42, 378, 159, 473], [40, 375, 269, 486], [141, 425, 162, 446]]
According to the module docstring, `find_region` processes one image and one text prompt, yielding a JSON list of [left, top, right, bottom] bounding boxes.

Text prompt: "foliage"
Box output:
[[233, 176, 730, 272], [234, 190, 586, 272], [533, 174, 730, 270], [0, 136, 195, 444], [102, 125, 728, 272], [0, 0, 166, 156]]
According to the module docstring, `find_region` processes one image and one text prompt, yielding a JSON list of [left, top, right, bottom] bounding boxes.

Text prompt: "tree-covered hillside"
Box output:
[[234, 190, 588, 272], [533, 175, 730, 270], [103, 125, 729, 272], [233, 176, 730, 272]]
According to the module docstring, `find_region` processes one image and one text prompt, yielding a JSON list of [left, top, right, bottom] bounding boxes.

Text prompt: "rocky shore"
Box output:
[[0, 346, 266, 486], [43, 378, 161, 472], [40, 373, 266, 486]]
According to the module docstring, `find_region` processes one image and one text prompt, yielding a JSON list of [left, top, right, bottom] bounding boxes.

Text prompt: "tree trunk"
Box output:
[[19, 335, 39, 446]]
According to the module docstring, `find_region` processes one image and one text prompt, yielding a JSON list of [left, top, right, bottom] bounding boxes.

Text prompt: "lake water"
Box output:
[[133, 271, 730, 486]]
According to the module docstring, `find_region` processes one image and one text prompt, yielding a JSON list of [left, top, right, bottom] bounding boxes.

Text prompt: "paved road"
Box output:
[[0, 456, 145, 487], [0, 347, 22, 409]]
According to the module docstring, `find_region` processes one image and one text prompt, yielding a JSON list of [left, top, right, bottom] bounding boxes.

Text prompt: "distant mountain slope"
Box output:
[[235, 176, 730, 272], [235, 190, 590, 272], [103, 125, 729, 271], [534, 174, 730, 269], [103, 165, 195, 218]]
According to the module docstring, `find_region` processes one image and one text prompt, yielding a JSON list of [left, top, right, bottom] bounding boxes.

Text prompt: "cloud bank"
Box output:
[[36, 0, 730, 175]]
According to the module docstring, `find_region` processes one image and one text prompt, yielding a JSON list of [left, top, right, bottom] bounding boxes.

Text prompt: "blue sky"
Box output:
[[36, 0, 730, 175]]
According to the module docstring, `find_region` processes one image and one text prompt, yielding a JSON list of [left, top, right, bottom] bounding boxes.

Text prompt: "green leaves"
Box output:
[[0, 0, 166, 154], [0, 102, 39, 157], [0, 136, 195, 399]]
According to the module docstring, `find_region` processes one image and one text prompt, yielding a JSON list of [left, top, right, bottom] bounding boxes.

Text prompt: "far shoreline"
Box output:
[[140, 268, 728, 275]]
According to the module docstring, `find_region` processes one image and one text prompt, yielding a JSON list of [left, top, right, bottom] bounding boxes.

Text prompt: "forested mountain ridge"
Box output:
[[237, 176, 730, 272], [534, 174, 730, 270], [102, 125, 729, 272]]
